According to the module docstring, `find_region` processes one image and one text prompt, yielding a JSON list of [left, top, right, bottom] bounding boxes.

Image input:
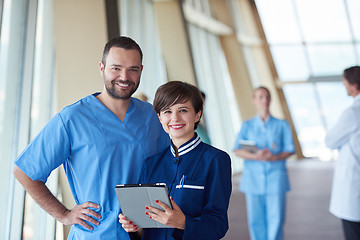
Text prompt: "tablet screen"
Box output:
[[115, 183, 172, 228]]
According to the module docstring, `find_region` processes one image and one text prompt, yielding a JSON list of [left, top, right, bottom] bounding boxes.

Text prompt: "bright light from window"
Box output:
[[256, 0, 301, 44], [307, 44, 357, 76], [295, 0, 351, 43], [255, 0, 360, 159], [270, 45, 310, 81], [347, 0, 360, 41]]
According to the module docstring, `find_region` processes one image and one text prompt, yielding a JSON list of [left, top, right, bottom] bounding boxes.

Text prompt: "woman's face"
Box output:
[[158, 100, 201, 147]]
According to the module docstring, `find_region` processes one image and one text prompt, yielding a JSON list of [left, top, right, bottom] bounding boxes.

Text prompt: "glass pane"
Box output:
[[307, 44, 357, 76], [316, 82, 353, 130], [295, 0, 351, 42], [22, 0, 56, 239], [283, 84, 326, 158], [270, 45, 310, 81], [119, 0, 167, 103], [357, 44, 360, 65], [347, 0, 360, 41], [0, 0, 27, 236], [187, 23, 242, 172], [255, 0, 301, 44]]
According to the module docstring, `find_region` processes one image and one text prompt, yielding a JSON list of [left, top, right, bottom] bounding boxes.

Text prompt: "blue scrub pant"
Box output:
[[245, 193, 286, 240]]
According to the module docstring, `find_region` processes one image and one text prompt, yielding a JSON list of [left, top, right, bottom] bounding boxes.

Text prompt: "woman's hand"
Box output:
[[118, 213, 141, 232], [256, 148, 273, 161], [145, 196, 185, 230], [257, 149, 293, 162]]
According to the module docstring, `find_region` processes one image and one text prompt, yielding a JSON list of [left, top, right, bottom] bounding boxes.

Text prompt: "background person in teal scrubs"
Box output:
[[13, 36, 170, 240], [119, 81, 232, 240], [195, 91, 211, 145], [233, 86, 294, 240]]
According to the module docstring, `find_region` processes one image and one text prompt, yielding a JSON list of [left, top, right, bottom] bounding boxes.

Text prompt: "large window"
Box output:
[[255, 0, 359, 159], [0, 0, 56, 239], [183, 0, 242, 171], [0, 1, 31, 238], [119, 0, 167, 103]]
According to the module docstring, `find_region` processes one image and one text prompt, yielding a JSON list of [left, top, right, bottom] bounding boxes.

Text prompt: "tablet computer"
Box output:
[[115, 183, 172, 228], [239, 140, 258, 153]]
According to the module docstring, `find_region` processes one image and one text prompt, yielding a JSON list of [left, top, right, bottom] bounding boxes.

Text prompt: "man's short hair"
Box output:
[[343, 66, 360, 90], [253, 86, 271, 98], [101, 36, 143, 66]]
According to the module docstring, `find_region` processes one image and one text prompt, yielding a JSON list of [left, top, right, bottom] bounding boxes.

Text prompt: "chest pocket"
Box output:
[[175, 179, 205, 217]]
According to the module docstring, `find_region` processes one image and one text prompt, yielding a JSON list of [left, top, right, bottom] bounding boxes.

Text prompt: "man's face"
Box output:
[[100, 47, 143, 99], [253, 88, 271, 112], [343, 77, 357, 97]]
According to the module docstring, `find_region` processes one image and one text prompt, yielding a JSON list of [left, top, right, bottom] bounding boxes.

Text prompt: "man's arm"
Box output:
[[326, 108, 356, 149], [13, 165, 101, 230]]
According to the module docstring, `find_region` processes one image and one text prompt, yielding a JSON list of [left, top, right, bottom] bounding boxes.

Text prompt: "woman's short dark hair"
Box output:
[[153, 81, 203, 130], [343, 66, 360, 90], [101, 36, 143, 66]]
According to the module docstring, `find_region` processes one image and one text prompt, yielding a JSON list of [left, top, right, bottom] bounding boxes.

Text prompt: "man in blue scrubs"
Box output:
[[13, 36, 169, 239], [233, 86, 294, 240]]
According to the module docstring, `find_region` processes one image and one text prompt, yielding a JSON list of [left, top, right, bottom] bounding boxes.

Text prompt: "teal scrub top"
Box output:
[[195, 123, 211, 145], [15, 93, 170, 240], [233, 115, 294, 194]]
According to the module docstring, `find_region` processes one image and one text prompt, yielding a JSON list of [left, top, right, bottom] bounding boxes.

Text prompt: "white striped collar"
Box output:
[[170, 135, 202, 157]]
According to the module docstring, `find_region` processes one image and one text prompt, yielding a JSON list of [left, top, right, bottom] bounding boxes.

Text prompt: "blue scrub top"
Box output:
[[139, 134, 232, 240], [233, 115, 294, 194], [15, 93, 170, 240]]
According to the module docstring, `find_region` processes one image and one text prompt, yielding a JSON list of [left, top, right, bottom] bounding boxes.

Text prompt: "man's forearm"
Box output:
[[13, 165, 68, 222]]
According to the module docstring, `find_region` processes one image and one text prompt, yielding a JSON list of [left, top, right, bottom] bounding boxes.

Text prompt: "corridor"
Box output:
[[224, 159, 344, 240]]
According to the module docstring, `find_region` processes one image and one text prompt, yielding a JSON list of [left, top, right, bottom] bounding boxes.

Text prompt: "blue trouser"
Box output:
[[342, 219, 360, 240], [245, 193, 286, 240]]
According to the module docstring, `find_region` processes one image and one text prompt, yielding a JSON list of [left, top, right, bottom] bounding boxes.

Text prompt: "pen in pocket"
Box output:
[[180, 175, 187, 188]]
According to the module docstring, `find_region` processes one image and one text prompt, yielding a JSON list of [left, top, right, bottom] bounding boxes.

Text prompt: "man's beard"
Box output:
[[105, 79, 139, 99]]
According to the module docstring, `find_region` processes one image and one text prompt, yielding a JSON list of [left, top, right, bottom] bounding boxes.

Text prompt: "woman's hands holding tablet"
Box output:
[[119, 213, 142, 232], [145, 196, 185, 230]]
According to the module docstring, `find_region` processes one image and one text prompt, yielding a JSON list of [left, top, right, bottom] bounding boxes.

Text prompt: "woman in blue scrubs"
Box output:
[[233, 86, 294, 240], [119, 81, 232, 240]]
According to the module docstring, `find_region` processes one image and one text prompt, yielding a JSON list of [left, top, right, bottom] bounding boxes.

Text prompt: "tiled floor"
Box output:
[[223, 159, 344, 240]]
